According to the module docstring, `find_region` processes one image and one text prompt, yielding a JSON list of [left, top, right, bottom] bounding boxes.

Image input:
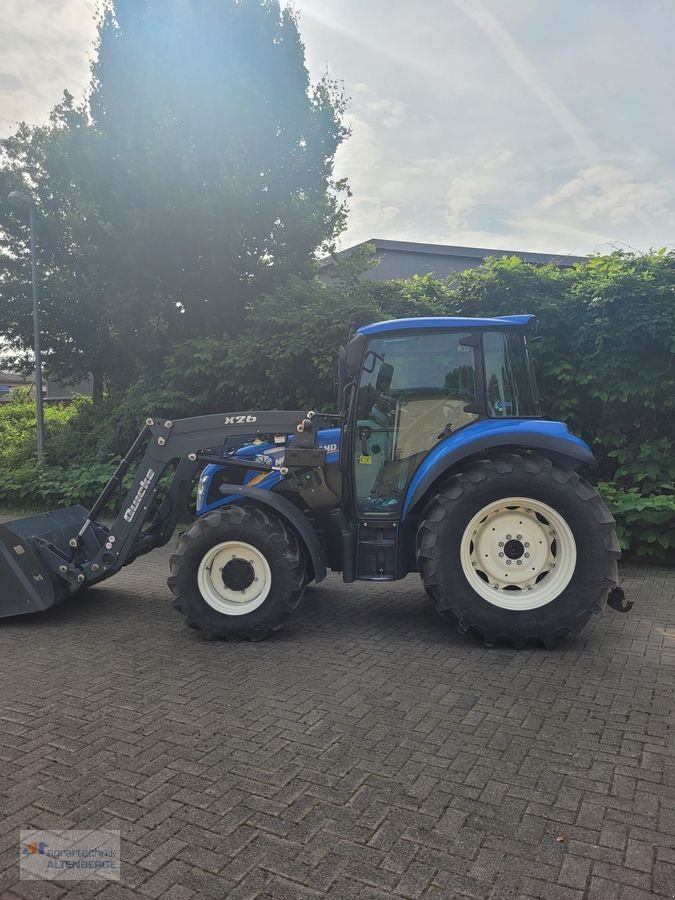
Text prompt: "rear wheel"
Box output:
[[169, 504, 307, 640], [417, 453, 620, 648]]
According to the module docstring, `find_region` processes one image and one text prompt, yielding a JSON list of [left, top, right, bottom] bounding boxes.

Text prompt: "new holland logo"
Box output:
[[123, 469, 155, 523]]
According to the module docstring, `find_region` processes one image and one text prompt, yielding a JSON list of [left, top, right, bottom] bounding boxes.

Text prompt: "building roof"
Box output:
[[321, 238, 587, 269], [0, 371, 32, 385]]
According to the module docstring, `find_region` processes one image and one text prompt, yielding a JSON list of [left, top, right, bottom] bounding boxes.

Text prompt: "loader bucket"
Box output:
[[0, 506, 90, 618]]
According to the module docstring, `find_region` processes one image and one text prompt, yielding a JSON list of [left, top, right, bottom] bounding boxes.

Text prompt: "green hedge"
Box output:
[[0, 250, 673, 561], [598, 484, 675, 562], [0, 459, 121, 512], [0, 397, 120, 512]]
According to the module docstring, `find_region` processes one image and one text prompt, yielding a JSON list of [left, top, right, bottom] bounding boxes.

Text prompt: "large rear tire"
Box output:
[[416, 453, 620, 648], [169, 505, 307, 640]]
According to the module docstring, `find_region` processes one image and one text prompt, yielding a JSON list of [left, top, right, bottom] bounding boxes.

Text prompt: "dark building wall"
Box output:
[[359, 250, 480, 280], [0, 373, 93, 402], [320, 239, 587, 283]]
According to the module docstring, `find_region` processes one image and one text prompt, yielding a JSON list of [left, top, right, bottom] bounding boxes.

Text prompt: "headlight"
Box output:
[[196, 473, 208, 510]]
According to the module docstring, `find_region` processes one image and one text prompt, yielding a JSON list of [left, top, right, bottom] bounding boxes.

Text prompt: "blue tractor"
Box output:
[[0, 315, 626, 647]]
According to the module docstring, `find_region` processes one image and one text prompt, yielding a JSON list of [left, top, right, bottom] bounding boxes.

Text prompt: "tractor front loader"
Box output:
[[0, 315, 629, 647]]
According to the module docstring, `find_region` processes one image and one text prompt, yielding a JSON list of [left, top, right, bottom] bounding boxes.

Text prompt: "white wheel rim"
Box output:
[[460, 497, 577, 611], [197, 541, 272, 616]]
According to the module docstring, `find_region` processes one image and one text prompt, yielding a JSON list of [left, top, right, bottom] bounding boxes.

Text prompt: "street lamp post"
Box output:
[[7, 191, 45, 460]]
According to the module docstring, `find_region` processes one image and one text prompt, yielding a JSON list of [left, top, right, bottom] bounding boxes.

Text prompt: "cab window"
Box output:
[[483, 331, 541, 418], [354, 331, 478, 514]]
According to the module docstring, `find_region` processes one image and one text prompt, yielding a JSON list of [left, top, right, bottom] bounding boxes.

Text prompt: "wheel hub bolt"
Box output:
[[506, 560, 512, 565], [524, 542, 530, 548], [524, 552, 530, 558], [506, 534, 512, 540], [498, 552, 504, 557], [517, 560, 522, 565], [498, 541, 504, 547]]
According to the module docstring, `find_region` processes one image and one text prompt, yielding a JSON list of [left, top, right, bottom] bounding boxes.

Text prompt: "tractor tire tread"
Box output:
[[168, 503, 306, 641], [417, 453, 619, 648]]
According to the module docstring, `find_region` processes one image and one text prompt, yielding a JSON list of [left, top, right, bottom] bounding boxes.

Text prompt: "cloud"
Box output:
[[445, 148, 516, 233], [0, 73, 22, 91], [0, 0, 97, 135], [366, 99, 405, 129], [540, 165, 675, 228], [308, 0, 675, 256], [504, 216, 614, 249], [453, 0, 597, 163], [335, 115, 400, 245]]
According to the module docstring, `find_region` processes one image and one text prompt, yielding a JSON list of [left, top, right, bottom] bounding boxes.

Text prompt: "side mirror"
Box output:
[[345, 333, 367, 378]]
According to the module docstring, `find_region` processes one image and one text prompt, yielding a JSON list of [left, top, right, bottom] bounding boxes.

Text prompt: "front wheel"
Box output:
[[169, 504, 307, 640], [417, 454, 620, 648]]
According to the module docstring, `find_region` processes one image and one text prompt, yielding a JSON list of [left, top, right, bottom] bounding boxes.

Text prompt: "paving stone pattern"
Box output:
[[0, 544, 673, 899]]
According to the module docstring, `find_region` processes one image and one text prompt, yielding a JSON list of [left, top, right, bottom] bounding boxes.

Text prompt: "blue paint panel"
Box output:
[[196, 427, 343, 515], [401, 419, 593, 518], [198, 468, 284, 514], [358, 315, 535, 336]]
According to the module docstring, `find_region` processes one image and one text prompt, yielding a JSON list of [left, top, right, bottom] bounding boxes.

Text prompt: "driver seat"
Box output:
[[395, 398, 477, 460]]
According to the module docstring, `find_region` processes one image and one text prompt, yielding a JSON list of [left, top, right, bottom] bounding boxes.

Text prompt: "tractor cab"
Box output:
[[343, 316, 541, 521]]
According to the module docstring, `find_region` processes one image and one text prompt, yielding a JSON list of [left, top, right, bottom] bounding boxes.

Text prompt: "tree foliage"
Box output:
[[428, 251, 675, 487], [0, 0, 349, 395]]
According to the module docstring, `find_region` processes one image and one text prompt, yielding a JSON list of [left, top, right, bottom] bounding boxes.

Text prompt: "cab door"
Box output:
[[351, 330, 480, 518]]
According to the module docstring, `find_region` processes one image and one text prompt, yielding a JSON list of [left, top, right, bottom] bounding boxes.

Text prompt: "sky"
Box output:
[[2, 0, 674, 255]]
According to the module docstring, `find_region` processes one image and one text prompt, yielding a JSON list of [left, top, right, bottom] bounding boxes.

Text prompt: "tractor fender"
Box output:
[[215, 483, 327, 583], [401, 419, 596, 519]]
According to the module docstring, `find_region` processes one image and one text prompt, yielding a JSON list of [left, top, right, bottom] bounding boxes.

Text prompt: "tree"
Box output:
[[0, 95, 133, 400], [0, 0, 349, 396]]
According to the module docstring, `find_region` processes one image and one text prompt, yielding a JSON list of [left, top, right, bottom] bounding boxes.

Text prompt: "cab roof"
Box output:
[[358, 314, 535, 336]]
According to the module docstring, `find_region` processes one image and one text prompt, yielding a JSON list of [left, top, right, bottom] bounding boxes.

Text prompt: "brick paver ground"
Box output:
[[0, 540, 673, 900]]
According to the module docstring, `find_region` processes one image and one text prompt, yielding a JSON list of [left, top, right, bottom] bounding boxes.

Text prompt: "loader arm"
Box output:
[[0, 410, 322, 615]]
